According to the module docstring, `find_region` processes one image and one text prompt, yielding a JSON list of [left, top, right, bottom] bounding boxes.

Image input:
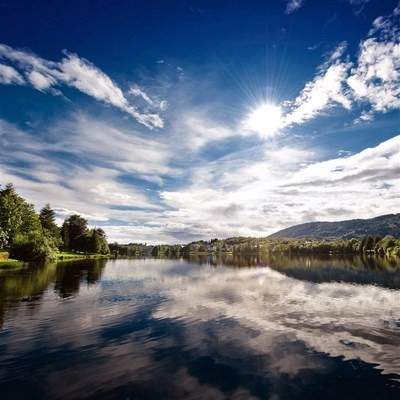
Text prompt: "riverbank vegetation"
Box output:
[[0, 184, 110, 262], [109, 236, 400, 260], [181, 236, 400, 258]]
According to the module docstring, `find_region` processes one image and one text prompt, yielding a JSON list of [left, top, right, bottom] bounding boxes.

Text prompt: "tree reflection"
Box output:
[[185, 252, 400, 288], [54, 259, 106, 298], [0, 259, 106, 326]]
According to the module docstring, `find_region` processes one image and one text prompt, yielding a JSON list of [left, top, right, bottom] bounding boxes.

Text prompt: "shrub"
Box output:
[[10, 231, 57, 261]]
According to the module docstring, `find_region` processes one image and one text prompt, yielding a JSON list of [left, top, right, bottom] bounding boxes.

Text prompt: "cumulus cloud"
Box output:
[[347, 5, 400, 118], [0, 44, 164, 129], [281, 3, 400, 126]]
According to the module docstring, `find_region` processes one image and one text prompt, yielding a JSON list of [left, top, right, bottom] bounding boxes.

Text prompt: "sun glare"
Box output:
[[244, 103, 283, 138]]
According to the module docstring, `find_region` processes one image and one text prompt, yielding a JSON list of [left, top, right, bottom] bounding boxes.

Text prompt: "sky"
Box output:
[[0, 0, 399, 244]]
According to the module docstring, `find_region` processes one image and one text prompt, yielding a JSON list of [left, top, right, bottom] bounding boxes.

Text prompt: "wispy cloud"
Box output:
[[0, 44, 164, 129], [285, 0, 304, 14], [0, 63, 25, 84], [283, 44, 351, 126], [0, 116, 170, 227]]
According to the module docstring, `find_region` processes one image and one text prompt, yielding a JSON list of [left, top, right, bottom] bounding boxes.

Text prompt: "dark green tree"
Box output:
[[61, 214, 88, 251], [39, 204, 56, 230], [93, 228, 110, 254], [0, 183, 41, 247], [39, 204, 62, 248], [89, 229, 103, 254]]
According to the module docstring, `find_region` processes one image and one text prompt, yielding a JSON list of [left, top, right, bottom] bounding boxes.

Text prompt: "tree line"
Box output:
[[0, 184, 109, 261], [180, 236, 400, 258]]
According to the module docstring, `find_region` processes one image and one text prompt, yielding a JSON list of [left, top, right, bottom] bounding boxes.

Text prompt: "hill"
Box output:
[[269, 213, 400, 239]]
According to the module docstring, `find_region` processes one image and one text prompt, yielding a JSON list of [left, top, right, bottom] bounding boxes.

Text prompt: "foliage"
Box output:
[[0, 228, 7, 249], [0, 184, 41, 247], [152, 245, 182, 257], [39, 204, 62, 247], [60, 214, 88, 251], [109, 242, 151, 257], [10, 231, 57, 261], [0, 184, 111, 261], [89, 228, 110, 255]]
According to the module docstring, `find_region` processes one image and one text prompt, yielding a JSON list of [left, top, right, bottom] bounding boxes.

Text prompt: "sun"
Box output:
[[244, 103, 283, 138]]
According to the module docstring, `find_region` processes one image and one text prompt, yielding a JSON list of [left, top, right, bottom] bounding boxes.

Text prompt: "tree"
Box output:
[[39, 204, 62, 248], [89, 228, 110, 254], [89, 229, 102, 254], [61, 214, 88, 251], [39, 204, 56, 230], [0, 184, 41, 247]]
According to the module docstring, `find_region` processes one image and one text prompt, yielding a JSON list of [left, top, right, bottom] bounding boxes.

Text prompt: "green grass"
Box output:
[[56, 251, 110, 260], [0, 258, 24, 270]]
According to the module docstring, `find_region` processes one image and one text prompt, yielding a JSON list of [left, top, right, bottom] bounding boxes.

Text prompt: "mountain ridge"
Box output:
[[269, 213, 400, 239]]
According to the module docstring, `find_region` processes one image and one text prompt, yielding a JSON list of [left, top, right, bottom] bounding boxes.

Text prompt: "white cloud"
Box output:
[[285, 0, 304, 14], [347, 3, 400, 117], [176, 113, 236, 149], [0, 63, 24, 84], [283, 57, 352, 126], [348, 40, 400, 114], [2, 111, 400, 243], [128, 84, 154, 106], [0, 117, 171, 231], [27, 69, 55, 90], [160, 134, 400, 240], [281, 3, 400, 126], [0, 44, 164, 129]]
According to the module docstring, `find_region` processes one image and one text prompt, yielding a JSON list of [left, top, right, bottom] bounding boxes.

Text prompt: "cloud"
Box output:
[[348, 0, 371, 15], [175, 113, 236, 149], [283, 47, 352, 126], [27, 69, 55, 90], [0, 116, 171, 229], [347, 5, 400, 118], [2, 108, 400, 243], [285, 0, 304, 14], [128, 84, 155, 106], [281, 3, 400, 126], [0, 63, 24, 84], [0, 44, 164, 129], [160, 134, 400, 241]]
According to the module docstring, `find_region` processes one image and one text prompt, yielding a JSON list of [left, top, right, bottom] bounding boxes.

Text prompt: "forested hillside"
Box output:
[[270, 214, 400, 239]]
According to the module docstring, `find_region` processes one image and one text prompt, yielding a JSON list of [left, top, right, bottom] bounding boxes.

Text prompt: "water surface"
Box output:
[[1, 255, 400, 399]]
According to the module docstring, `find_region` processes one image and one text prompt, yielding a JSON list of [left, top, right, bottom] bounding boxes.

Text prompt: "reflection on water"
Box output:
[[1, 255, 400, 399]]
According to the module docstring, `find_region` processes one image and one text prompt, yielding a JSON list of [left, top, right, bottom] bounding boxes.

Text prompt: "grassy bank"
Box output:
[[56, 251, 111, 261], [0, 258, 24, 270], [0, 250, 110, 266]]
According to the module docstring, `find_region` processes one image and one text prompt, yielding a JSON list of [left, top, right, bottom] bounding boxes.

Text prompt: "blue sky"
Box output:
[[0, 0, 399, 243]]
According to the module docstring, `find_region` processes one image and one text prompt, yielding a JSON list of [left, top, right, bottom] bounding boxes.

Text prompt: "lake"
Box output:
[[1, 254, 400, 399]]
